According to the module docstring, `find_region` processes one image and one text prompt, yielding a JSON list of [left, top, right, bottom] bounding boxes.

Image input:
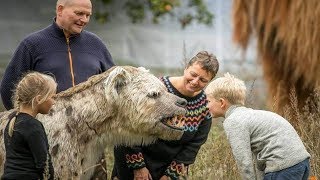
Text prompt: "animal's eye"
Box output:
[[147, 91, 160, 98]]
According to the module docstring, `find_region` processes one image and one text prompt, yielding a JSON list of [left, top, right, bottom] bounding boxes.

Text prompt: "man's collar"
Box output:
[[52, 17, 80, 38]]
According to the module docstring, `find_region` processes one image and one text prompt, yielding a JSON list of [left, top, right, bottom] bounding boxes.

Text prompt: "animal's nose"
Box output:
[[175, 98, 187, 108]]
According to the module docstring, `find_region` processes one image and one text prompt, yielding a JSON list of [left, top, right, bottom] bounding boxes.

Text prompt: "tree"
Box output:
[[94, 0, 213, 28]]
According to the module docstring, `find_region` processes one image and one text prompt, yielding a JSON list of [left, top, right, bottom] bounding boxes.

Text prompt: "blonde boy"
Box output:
[[205, 73, 310, 180]]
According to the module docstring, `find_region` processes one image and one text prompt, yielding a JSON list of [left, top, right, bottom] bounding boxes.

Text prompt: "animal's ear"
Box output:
[[137, 67, 150, 72], [104, 67, 132, 98]]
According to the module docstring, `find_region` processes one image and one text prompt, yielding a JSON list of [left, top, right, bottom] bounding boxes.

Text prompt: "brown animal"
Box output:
[[0, 66, 186, 179], [232, 0, 320, 116]]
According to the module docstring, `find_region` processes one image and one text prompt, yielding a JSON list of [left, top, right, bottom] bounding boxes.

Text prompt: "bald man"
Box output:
[[1, 0, 114, 110]]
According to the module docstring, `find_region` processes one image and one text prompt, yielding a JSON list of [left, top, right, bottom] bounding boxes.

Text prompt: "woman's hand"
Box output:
[[133, 167, 152, 180], [159, 175, 169, 180]]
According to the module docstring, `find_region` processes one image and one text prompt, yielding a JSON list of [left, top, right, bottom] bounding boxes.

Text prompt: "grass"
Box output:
[[282, 89, 320, 178], [188, 125, 240, 179]]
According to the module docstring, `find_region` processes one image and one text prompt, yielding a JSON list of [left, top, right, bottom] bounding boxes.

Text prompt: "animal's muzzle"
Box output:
[[175, 97, 187, 108]]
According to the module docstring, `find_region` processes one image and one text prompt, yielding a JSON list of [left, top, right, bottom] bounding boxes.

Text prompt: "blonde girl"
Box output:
[[2, 72, 57, 180]]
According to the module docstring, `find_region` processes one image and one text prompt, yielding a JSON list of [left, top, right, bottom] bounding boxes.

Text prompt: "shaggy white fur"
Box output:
[[0, 66, 187, 179]]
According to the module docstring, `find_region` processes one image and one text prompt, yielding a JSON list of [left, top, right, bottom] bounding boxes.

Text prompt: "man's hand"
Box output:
[[159, 175, 170, 180], [133, 167, 152, 180]]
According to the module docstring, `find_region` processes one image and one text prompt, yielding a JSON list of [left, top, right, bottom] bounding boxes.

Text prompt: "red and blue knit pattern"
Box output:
[[164, 161, 187, 179], [125, 152, 146, 169]]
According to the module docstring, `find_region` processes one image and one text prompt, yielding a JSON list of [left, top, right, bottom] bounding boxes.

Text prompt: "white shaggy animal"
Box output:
[[0, 66, 187, 179]]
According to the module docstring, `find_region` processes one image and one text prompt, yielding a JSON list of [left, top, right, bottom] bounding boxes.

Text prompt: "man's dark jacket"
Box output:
[[0, 20, 114, 109]]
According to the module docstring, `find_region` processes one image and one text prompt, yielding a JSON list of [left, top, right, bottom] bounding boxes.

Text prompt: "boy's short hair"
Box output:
[[205, 73, 246, 105]]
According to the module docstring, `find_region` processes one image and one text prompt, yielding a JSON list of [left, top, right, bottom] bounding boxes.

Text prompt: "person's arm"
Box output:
[[0, 40, 33, 109], [223, 118, 256, 180], [125, 147, 146, 169], [26, 123, 53, 179], [253, 155, 265, 180], [164, 114, 212, 179], [101, 44, 115, 70], [114, 145, 151, 179], [94, 37, 115, 71]]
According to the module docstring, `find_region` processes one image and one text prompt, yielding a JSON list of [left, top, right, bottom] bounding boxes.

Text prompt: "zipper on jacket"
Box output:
[[66, 37, 75, 87]]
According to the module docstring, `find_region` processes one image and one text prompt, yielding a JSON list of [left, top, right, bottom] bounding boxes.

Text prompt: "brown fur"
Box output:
[[232, 0, 320, 116], [0, 66, 187, 179]]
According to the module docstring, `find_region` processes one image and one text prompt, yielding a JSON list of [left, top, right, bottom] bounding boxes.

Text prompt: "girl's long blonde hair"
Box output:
[[8, 72, 57, 137]]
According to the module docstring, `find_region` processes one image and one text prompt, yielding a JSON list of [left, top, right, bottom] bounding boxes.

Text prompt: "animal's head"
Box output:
[[104, 66, 187, 145]]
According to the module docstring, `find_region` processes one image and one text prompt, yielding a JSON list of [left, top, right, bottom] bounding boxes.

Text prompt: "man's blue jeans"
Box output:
[[263, 158, 310, 180]]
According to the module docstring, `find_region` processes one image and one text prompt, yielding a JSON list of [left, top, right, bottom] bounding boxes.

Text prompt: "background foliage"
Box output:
[[94, 0, 213, 28]]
